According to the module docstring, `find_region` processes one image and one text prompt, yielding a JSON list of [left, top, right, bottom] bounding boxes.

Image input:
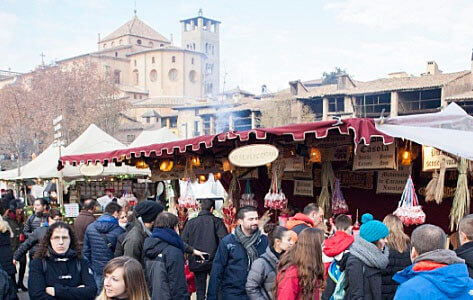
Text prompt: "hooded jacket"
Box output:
[[380, 246, 411, 300], [286, 213, 314, 235], [246, 247, 280, 300], [207, 232, 268, 300], [23, 213, 47, 239], [393, 249, 473, 300], [456, 241, 473, 278], [276, 265, 320, 300], [143, 228, 189, 300], [28, 248, 97, 300], [82, 213, 124, 276]]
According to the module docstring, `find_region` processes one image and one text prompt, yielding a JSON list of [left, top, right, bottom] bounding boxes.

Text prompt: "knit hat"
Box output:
[[360, 213, 389, 243], [135, 200, 163, 223]]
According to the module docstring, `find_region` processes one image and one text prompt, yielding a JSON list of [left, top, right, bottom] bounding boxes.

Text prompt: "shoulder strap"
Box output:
[[98, 231, 114, 251], [259, 256, 276, 273], [42, 259, 47, 273]]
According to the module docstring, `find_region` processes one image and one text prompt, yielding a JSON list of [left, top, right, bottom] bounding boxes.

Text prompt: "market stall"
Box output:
[[58, 108, 473, 233]]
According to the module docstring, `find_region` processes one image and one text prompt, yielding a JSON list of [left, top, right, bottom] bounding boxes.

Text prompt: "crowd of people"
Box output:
[[1, 192, 473, 299]]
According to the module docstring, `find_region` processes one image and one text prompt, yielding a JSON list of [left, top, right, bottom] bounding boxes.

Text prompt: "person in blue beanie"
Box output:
[[345, 213, 389, 300], [394, 224, 473, 300]]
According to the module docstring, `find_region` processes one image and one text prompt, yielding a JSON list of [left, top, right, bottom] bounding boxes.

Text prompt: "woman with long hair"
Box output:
[[0, 214, 16, 292], [246, 223, 294, 300], [345, 213, 389, 300], [381, 214, 411, 300], [96, 256, 150, 300], [28, 221, 97, 299], [274, 228, 325, 300]]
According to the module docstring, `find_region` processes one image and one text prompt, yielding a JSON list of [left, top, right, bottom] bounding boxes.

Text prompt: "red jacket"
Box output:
[[286, 213, 314, 231], [276, 265, 320, 300]]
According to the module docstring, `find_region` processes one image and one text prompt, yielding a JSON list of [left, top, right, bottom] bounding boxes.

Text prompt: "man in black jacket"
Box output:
[[182, 199, 227, 300], [456, 214, 473, 278], [13, 209, 62, 262], [23, 198, 47, 238]]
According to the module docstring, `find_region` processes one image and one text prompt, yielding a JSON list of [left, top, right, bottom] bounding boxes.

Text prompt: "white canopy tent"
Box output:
[[375, 103, 473, 160], [128, 127, 179, 148]]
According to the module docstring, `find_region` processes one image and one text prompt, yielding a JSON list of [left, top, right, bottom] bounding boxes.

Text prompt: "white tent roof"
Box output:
[[1, 124, 151, 180], [375, 103, 473, 160], [128, 127, 179, 148]]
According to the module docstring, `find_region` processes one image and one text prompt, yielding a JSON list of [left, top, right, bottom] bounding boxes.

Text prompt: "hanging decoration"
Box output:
[[264, 160, 287, 210], [331, 178, 349, 214], [240, 179, 257, 207], [318, 161, 335, 214], [159, 160, 174, 172], [434, 157, 446, 204], [222, 173, 237, 231], [393, 176, 426, 226], [178, 179, 199, 209], [450, 158, 471, 231], [135, 159, 148, 169], [398, 142, 413, 166], [424, 170, 439, 202]]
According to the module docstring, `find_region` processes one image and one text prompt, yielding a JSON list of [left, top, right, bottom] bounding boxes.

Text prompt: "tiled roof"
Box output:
[[141, 110, 160, 118], [445, 90, 473, 101], [101, 16, 170, 43], [119, 84, 148, 94], [305, 71, 470, 97], [131, 96, 196, 107]]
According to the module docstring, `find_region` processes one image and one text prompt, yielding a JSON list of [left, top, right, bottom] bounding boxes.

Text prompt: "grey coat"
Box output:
[[246, 247, 278, 300]]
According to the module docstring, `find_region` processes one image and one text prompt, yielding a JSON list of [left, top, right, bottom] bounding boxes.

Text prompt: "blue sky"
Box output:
[[1, 0, 473, 93]]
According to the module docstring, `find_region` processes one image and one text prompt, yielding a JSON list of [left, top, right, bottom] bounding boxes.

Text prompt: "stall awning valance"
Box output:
[[59, 118, 393, 167]]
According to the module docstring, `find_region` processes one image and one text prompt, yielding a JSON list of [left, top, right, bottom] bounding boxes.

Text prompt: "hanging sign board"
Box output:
[[321, 146, 351, 162], [64, 203, 80, 218], [80, 162, 104, 177], [422, 146, 457, 171], [228, 144, 279, 167], [294, 180, 314, 196], [314, 169, 374, 190], [283, 163, 313, 180], [284, 157, 305, 172], [353, 141, 396, 170], [376, 165, 411, 194]]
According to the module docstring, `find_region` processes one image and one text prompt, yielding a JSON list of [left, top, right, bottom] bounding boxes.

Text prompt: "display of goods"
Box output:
[[240, 179, 258, 207], [120, 193, 137, 206], [178, 180, 199, 209], [264, 169, 287, 210], [393, 176, 426, 226], [331, 179, 349, 214]]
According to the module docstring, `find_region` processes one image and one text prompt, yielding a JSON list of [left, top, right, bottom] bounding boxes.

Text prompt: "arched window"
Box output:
[[119, 39, 122, 45], [152, 57, 155, 64], [149, 41, 154, 47], [111, 41, 115, 47], [191, 58, 194, 65], [137, 39, 142, 45], [150, 69, 157, 82], [134, 60, 137, 67], [189, 70, 197, 83], [133, 69, 139, 85], [168, 69, 178, 81], [103, 43, 107, 49], [114, 70, 121, 84], [193, 43, 195, 49], [160, 43, 164, 47], [172, 56, 176, 63], [115, 52, 118, 57]]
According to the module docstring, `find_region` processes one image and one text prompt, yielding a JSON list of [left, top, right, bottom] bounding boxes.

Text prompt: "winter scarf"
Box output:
[[151, 227, 185, 253], [350, 236, 389, 269], [234, 225, 261, 267], [414, 249, 464, 265], [47, 246, 78, 260]]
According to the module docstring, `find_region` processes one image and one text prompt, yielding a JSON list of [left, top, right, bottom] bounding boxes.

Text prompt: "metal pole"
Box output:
[[58, 143, 64, 207]]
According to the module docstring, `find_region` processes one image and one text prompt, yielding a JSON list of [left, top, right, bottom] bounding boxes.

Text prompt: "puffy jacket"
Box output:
[[5, 213, 22, 252], [23, 214, 47, 238], [28, 249, 97, 300], [14, 226, 47, 260], [181, 210, 228, 272], [456, 241, 473, 278], [381, 247, 411, 300], [286, 213, 314, 235], [276, 265, 320, 300], [345, 254, 383, 300], [393, 261, 473, 299], [0, 232, 15, 276], [0, 266, 17, 300], [73, 211, 95, 248], [246, 247, 279, 300], [143, 234, 190, 300], [114, 222, 134, 258], [207, 232, 268, 300], [82, 213, 124, 276]]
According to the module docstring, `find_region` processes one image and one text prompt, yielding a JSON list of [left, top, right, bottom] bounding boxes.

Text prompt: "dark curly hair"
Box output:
[[34, 222, 81, 259]]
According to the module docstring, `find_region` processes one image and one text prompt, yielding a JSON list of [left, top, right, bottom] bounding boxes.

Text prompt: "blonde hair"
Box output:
[[383, 214, 410, 253], [0, 215, 13, 238], [96, 257, 149, 300]]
